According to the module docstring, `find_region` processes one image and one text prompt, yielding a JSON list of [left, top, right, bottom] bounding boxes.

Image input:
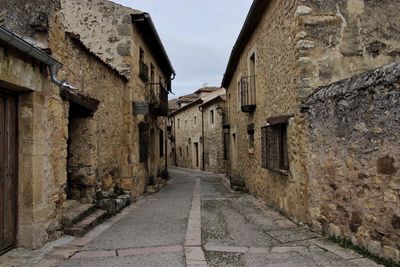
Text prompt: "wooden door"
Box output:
[[0, 90, 17, 255]]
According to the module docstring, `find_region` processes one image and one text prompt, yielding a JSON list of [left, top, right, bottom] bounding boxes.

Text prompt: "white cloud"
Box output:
[[111, 0, 253, 96]]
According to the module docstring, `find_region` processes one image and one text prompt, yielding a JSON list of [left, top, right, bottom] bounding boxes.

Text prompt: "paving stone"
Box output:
[[71, 250, 116, 259], [311, 238, 363, 260], [349, 258, 385, 267], [267, 227, 319, 243], [185, 247, 207, 262], [118, 245, 183, 256], [204, 245, 249, 253], [271, 246, 309, 253]]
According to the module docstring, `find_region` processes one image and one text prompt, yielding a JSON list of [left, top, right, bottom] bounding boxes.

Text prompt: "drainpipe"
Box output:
[[198, 105, 205, 171], [0, 26, 76, 90]]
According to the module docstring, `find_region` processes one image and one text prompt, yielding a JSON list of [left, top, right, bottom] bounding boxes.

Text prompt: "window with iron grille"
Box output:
[[261, 122, 289, 174]]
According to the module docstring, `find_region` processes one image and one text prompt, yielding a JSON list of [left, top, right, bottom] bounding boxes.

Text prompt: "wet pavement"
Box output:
[[0, 167, 383, 267]]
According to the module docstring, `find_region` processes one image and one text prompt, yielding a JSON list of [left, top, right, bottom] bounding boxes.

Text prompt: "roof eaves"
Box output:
[[170, 98, 203, 116], [221, 0, 271, 89], [131, 13, 175, 78]]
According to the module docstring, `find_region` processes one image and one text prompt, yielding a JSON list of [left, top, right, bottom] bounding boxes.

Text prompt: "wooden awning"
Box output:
[[60, 88, 100, 117]]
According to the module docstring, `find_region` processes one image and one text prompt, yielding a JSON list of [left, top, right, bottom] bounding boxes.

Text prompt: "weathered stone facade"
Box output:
[[304, 62, 400, 263], [223, 0, 400, 262], [0, 0, 173, 251], [168, 88, 226, 173]]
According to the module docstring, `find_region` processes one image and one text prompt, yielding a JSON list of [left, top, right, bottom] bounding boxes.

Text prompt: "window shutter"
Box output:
[[266, 126, 279, 170], [280, 124, 289, 170]]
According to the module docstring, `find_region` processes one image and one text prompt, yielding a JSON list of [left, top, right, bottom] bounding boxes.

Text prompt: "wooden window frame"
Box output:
[[261, 120, 289, 175]]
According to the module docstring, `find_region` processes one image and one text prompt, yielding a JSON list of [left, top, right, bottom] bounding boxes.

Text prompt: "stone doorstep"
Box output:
[[64, 209, 108, 237], [61, 203, 97, 227]]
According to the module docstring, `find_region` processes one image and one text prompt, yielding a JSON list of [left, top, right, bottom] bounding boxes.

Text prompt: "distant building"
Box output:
[[168, 87, 226, 173]]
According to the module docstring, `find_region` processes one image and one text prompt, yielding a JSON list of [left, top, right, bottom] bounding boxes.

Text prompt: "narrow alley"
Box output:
[[0, 168, 381, 267]]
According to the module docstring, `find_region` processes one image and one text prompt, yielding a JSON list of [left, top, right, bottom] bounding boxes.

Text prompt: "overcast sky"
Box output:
[[111, 0, 253, 97]]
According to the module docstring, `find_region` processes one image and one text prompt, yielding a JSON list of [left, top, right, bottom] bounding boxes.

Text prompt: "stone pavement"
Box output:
[[0, 167, 384, 267]]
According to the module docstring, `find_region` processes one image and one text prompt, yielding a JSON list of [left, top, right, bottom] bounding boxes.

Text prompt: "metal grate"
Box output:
[[261, 122, 289, 174]]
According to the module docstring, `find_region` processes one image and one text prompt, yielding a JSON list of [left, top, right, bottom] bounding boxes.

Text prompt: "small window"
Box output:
[[210, 110, 214, 124], [194, 116, 197, 125], [179, 147, 182, 157], [178, 119, 180, 129], [261, 122, 289, 174], [247, 123, 255, 154], [186, 146, 189, 157], [139, 47, 144, 62], [185, 120, 187, 127], [224, 132, 230, 160]]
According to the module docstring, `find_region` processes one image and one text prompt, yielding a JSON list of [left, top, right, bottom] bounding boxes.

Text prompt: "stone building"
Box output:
[[168, 87, 226, 173], [222, 0, 400, 263], [0, 0, 174, 253]]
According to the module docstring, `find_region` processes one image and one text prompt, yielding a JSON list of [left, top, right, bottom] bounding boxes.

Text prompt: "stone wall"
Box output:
[[297, 0, 400, 98], [0, 43, 67, 248], [203, 100, 226, 173], [226, 0, 310, 221], [226, 0, 400, 225], [50, 9, 132, 200], [172, 103, 203, 170], [304, 62, 400, 263]]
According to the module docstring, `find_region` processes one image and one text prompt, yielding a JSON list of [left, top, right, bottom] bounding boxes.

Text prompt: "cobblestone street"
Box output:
[[0, 167, 384, 267]]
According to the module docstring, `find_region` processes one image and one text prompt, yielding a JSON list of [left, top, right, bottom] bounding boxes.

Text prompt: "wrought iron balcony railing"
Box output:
[[240, 75, 256, 113]]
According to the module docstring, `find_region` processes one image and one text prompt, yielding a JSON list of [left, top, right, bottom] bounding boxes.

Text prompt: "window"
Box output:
[[185, 120, 187, 127], [194, 116, 197, 125], [247, 123, 255, 154], [139, 47, 148, 82], [224, 132, 230, 160], [139, 47, 144, 62], [178, 119, 180, 129], [179, 147, 182, 157], [210, 110, 214, 124], [139, 122, 149, 162], [261, 121, 289, 174], [240, 52, 257, 113], [159, 130, 164, 157], [186, 146, 189, 157]]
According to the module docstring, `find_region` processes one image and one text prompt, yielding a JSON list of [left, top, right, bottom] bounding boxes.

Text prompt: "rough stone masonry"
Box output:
[[304, 61, 400, 263]]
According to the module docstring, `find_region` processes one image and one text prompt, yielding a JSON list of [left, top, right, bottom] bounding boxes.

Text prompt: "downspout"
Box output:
[[198, 105, 205, 171], [0, 27, 76, 90]]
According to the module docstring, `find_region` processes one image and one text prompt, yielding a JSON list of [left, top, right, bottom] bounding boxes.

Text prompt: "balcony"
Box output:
[[147, 82, 168, 116], [240, 75, 256, 113], [139, 60, 149, 82]]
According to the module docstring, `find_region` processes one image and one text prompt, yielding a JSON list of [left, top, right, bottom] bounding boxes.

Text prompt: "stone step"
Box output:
[[64, 209, 108, 237], [62, 203, 96, 228], [62, 200, 79, 210]]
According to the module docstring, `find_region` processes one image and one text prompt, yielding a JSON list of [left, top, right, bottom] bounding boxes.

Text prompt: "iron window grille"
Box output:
[[261, 121, 289, 175]]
